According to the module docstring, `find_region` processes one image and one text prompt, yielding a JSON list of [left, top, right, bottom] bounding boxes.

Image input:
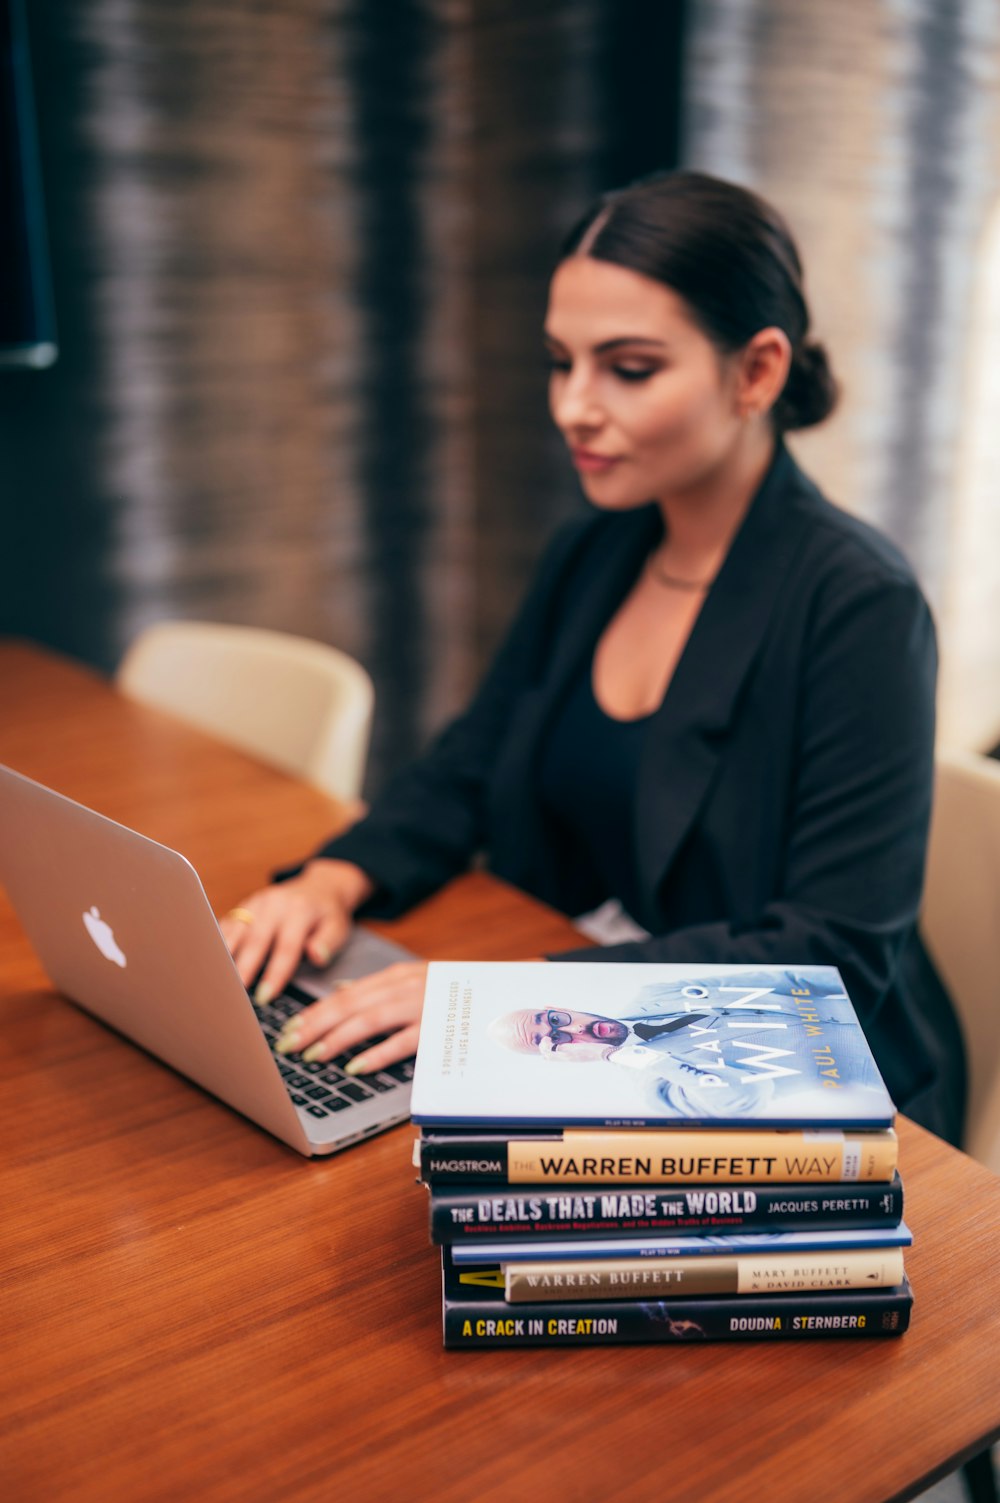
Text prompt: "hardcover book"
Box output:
[[442, 1254, 913, 1347], [411, 962, 895, 1129], [416, 1126, 898, 1185], [429, 1173, 905, 1242], [502, 1247, 906, 1301], [449, 1221, 913, 1265]]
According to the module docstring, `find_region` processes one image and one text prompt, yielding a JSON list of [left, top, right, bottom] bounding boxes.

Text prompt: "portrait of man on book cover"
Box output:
[[487, 969, 888, 1120]]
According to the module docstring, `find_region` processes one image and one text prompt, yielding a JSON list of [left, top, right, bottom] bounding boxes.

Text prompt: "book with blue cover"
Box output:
[[449, 1221, 913, 1265], [411, 962, 896, 1130]]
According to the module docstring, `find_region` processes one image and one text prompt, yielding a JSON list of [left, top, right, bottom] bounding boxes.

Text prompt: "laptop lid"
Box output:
[[0, 762, 412, 1155]]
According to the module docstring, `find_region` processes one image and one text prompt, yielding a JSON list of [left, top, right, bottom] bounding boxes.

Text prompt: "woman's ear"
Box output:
[[736, 327, 792, 419]]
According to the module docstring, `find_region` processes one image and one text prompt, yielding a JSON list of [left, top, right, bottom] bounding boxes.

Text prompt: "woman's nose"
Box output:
[[552, 365, 603, 431]]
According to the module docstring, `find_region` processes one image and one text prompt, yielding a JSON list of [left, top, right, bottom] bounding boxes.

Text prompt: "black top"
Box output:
[[538, 660, 652, 928], [318, 444, 967, 1144]]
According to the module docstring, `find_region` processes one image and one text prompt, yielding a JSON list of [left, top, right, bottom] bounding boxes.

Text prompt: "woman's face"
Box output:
[[545, 255, 747, 508]]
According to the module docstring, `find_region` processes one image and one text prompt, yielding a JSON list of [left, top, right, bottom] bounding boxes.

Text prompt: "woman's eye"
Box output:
[[545, 357, 571, 374], [613, 365, 657, 382]]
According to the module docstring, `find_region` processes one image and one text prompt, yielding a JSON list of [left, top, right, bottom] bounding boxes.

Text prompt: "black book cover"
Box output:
[[430, 1173, 905, 1243]]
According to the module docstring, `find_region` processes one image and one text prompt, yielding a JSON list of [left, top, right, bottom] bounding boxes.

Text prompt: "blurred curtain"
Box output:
[[683, 0, 1000, 748]]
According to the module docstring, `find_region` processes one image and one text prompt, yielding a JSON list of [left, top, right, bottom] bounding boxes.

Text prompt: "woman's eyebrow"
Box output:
[[594, 337, 667, 353], [542, 332, 667, 353]]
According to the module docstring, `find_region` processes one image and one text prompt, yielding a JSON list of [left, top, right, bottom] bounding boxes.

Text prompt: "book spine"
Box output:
[[420, 1129, 897, 1185], [504, 1248, 906, 1302], [443, 1284, 913, 1347], [429, 1176, 905, 1242]]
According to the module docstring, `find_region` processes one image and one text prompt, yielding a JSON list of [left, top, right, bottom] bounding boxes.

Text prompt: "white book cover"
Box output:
[[410, 962, 895, 1129]]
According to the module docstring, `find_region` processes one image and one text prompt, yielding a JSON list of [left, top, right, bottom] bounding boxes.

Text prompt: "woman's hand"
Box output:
[[274, 961, 428, 1075], [219, 858, 374, 1004]]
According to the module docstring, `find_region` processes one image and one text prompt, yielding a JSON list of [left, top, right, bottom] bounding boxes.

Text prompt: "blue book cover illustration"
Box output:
[[450, 1221, 913, 1265], [411, 962, 895, 1129]]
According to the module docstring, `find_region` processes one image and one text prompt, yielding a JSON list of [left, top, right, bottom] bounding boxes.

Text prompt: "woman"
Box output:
[[221, 171, 966, 1144]]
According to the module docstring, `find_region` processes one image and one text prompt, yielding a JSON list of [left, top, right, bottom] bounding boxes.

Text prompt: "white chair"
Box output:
[[117, 621, 374, 802], [921, 748, 1000, 1174]]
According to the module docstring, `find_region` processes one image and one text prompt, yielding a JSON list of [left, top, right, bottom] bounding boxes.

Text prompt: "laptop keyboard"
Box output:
[[252, 981, 414, 1119]]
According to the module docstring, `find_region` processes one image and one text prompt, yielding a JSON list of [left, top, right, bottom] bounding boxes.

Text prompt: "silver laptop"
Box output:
[[0, 761, 414, 1156]]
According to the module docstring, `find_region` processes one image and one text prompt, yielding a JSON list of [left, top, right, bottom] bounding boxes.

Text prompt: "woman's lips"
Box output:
[[571, 449, 621, 474]]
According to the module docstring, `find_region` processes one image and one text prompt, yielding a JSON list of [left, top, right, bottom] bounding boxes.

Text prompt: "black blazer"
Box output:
[[323, 446, 966, 1142]]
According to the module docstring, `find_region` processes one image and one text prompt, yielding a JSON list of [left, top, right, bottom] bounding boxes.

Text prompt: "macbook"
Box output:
[[0, 761, 414, 1156]]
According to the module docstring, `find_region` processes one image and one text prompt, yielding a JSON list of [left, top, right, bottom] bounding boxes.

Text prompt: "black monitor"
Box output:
[[0, 0, 56, 368]]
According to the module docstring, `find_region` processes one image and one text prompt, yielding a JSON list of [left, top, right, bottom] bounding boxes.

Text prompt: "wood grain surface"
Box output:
[[1, 642, 998, 1503]]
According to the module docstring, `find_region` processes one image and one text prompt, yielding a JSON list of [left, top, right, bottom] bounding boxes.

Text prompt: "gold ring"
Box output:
[[228, 907, 255, 926]]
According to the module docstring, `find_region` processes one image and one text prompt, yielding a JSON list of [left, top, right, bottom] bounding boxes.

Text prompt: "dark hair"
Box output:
[[559, 171, 838, 433]]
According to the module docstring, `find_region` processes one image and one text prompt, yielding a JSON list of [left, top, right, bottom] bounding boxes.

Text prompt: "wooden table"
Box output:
[[1, 640, 998, 1503]]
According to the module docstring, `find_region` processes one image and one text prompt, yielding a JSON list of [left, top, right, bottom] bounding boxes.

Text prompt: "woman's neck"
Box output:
[[654, 428, 777, 581]]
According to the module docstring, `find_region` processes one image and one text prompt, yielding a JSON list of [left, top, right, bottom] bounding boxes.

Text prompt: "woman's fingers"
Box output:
[[218, 902, 263, 962], [222, 898, 427, 1077], [275, 962, 428, 1069], [218, 883, 353, 994], [275, 964, 424, 1052], [219, 895, 281, 986], [252, 907, 321, 1004], [349, 1023, 421, 1075], [304, 908, 351, 969]]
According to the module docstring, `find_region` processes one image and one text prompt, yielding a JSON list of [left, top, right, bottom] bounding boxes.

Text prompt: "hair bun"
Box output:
[[775, 339, 839, 432]]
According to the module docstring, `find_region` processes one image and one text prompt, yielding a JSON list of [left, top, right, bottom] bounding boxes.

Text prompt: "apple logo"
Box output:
[[82, 906, 127, 968]]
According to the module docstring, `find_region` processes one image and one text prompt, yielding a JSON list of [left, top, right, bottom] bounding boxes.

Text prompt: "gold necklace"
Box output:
[[646, 554, 712, 592]]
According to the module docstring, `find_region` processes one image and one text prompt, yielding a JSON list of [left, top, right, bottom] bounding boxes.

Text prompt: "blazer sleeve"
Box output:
[[553, 569, 938, 1029], [309, 518, 590, 914]]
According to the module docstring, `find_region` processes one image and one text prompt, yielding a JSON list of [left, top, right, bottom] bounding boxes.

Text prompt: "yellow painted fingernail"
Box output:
[[314, 945, 332, 966], [302, 1044, 324, 1063], [254, 983, 274, 1006], [344, 1057, 367, 1076], [275, 1033, 300, 1055]]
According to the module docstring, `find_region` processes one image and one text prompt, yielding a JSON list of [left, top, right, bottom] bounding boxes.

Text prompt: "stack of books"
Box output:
[[410, 962, 913, 1347]]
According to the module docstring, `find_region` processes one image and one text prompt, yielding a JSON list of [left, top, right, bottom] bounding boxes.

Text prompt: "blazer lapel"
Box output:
[[634, 445, 818, 905]]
